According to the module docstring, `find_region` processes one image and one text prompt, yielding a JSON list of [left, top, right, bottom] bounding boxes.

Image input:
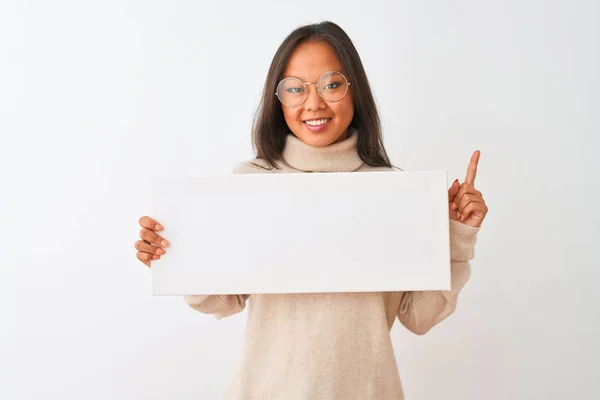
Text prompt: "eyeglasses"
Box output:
[[275, 70, 351, 108]]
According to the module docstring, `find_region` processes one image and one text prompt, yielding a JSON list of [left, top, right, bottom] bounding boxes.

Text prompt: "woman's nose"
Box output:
[[303, 85, 326, 111]]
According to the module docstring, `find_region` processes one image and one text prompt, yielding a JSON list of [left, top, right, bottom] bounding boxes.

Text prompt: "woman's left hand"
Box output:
[[447, 150, 488, 228]]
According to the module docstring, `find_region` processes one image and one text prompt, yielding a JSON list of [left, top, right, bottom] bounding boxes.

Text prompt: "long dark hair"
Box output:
[[252, 21, 393, 169]]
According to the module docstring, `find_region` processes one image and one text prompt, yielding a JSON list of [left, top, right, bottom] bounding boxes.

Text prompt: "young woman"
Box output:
[[135, 21, 488, 400]]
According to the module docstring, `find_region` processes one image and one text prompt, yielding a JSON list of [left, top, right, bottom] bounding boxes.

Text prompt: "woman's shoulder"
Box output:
[[232, 160, 401, 174], [231, 159, 280, 174]]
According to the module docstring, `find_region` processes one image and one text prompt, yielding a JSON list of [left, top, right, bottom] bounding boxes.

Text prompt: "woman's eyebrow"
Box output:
[[282, 72, 303, 80], [282, 70, 339, 82]]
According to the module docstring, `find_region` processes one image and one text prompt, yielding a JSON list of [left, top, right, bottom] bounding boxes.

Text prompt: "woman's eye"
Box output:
[[323, 82, 342, 90], [286, 87, 304, 93]]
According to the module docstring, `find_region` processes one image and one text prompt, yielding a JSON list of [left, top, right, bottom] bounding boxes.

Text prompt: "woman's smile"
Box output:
[[303, 117, 332, 132]]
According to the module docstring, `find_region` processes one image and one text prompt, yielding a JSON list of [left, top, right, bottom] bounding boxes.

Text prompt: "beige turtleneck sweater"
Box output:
[[183, 131, 479, 400]]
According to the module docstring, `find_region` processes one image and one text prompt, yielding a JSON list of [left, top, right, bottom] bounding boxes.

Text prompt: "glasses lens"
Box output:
[[317, 71, 348, 102], [276, 77, 305, 107]]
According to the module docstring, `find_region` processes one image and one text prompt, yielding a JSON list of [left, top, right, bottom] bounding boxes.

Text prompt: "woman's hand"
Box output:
[[135, 216, 169, 267], [448, 150, 488, 228]]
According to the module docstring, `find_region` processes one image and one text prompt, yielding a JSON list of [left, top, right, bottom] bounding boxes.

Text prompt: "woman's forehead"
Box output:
[[283, 41, 345, 80]]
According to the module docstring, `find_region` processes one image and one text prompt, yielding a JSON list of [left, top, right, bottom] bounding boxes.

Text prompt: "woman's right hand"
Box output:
[[135, 216, 169, 268]]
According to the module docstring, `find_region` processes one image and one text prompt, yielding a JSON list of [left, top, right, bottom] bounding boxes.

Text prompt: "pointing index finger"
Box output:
[[465, 150, 480, 185]]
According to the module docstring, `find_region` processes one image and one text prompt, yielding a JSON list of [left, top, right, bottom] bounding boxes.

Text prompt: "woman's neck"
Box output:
[[281, 128, 363, 172]]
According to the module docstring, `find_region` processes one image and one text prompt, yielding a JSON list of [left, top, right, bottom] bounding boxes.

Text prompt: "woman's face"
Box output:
[[280, 41, 354, 148]]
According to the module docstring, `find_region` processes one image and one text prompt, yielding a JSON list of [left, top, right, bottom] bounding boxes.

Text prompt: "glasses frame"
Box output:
[[275, 70, 352, 108]]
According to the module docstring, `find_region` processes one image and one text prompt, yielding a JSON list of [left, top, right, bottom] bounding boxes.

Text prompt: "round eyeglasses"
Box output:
[[275, 70, 351, 108]]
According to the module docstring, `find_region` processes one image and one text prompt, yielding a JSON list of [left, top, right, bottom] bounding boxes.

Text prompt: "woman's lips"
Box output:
[[303, 118, 332, 132]]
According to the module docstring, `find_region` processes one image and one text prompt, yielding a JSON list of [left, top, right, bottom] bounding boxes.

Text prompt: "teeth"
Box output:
[[305, 118, 330, 126], [305, 118, 329, 126]]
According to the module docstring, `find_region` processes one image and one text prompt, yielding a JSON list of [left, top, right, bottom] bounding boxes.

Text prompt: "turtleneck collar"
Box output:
[[281, 128, 364, 172]]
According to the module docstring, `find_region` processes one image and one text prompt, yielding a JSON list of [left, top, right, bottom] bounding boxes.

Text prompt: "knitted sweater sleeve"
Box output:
[[183, 294, 249, 319], [397, 220, 479, 335], [182, 160, 270, 319]]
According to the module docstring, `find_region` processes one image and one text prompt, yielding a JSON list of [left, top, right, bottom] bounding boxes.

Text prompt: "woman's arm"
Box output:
[[397, 219, 479, 335], [183, 295, 250, 319]]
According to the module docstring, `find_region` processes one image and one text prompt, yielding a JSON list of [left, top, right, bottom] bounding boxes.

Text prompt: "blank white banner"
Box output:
[[151, 171, 450, 295]]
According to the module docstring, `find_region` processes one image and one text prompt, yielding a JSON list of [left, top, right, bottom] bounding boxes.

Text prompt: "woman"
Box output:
[[135, 21, 488, 400]]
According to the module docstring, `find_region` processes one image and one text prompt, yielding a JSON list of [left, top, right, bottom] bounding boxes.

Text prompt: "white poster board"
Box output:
[[151, 171, 450, 295]]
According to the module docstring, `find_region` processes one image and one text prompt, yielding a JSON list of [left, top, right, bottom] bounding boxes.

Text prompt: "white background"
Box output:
[[3, 0, 599, 399]]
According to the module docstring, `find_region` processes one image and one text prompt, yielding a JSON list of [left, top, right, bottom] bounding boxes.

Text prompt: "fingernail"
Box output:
[[451, 203, 457, 210], [156, 224, 164, 231], [161, 240, 169, 247], [153, 255, 160, 260], [157, 248, 165, 255]]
